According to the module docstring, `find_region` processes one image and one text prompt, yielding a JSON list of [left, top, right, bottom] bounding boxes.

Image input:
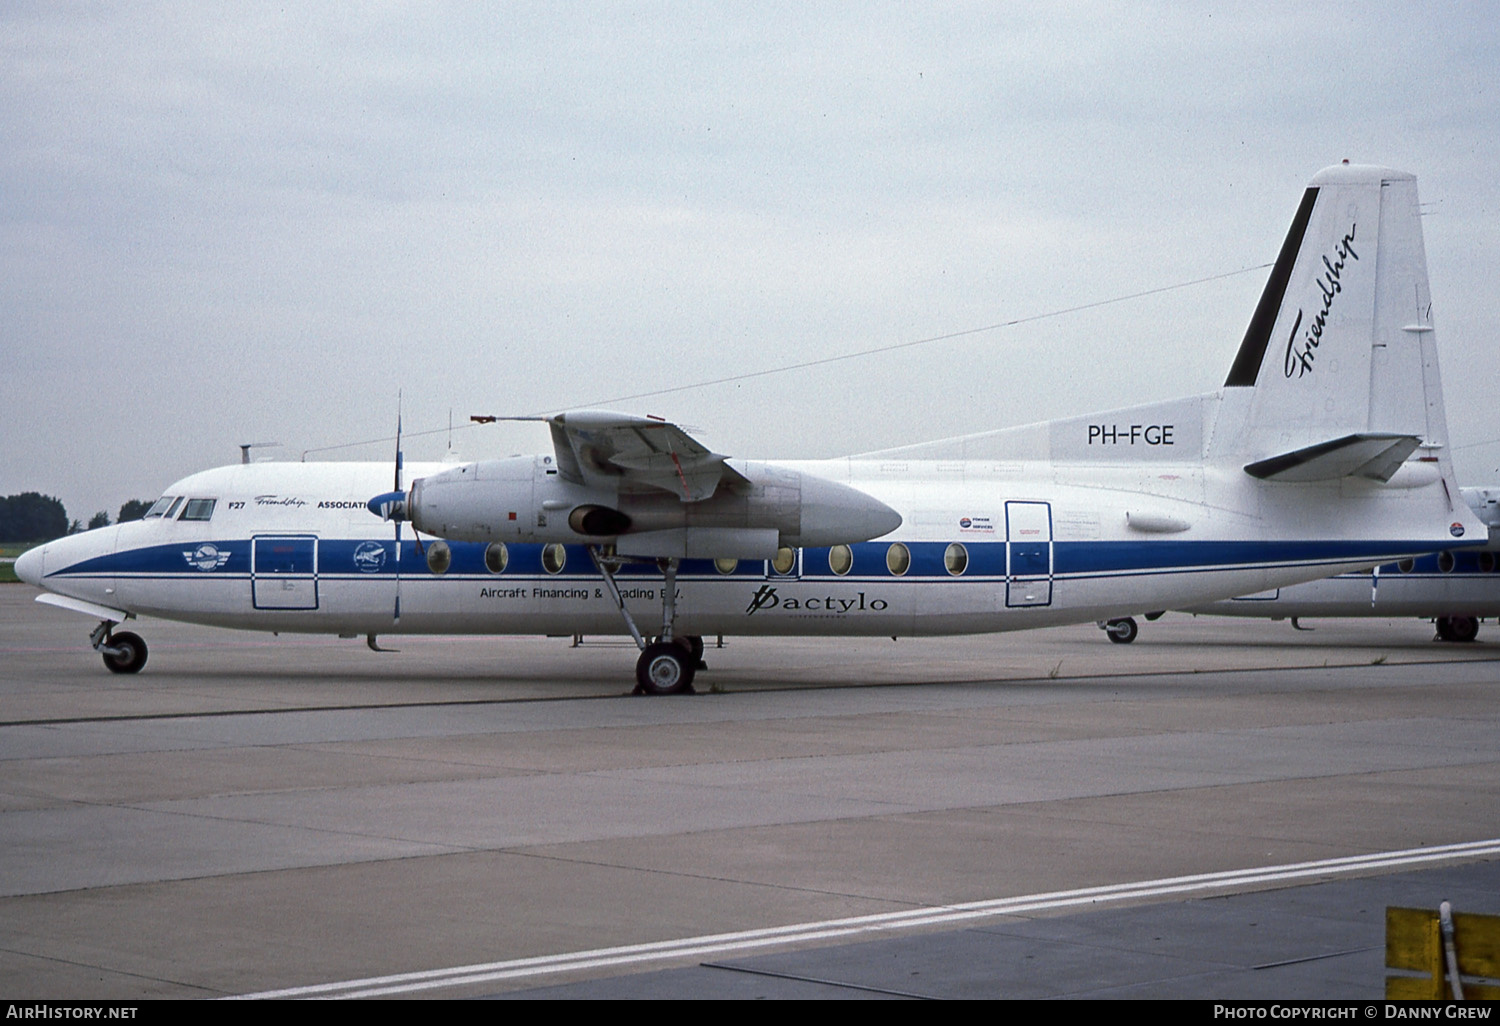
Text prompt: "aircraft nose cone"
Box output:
[[367, 491, 408, 520], [13, 543, 44, 586]]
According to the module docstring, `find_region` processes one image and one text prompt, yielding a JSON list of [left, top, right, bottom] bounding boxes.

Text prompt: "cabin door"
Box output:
[[252, 535, 319, 610], [1005, 501, 1053, 607]]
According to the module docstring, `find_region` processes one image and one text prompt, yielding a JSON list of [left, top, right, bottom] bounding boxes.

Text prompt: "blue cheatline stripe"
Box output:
[[45, 537, 1473, 584]]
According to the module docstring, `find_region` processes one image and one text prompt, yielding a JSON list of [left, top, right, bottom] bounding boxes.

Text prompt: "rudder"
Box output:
[[1221, 165, 1443, 474]]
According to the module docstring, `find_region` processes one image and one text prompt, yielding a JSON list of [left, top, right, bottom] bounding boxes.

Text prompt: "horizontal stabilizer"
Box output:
[[1243, 433, 1421, 482]]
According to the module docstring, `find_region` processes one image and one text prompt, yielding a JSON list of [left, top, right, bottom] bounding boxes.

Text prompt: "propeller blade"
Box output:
[[394, 392, 404, 492], [393, 394, 404, 622]]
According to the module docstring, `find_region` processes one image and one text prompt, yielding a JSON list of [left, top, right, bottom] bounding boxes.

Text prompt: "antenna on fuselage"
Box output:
[[442, 408, 463, 463], [239, 442, 279, 465]]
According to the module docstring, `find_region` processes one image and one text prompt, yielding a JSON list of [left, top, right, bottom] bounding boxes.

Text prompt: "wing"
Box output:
[[483, 411, 748, 501]]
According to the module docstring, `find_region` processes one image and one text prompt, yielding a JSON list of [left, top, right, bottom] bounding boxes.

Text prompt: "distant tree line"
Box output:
[[0, 494, 153, 544], [118, 499, 151, 522]]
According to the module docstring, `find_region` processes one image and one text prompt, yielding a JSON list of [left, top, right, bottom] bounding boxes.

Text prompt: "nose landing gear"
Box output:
[[90, 621, 148, 674], [1100, 617, 1139, 644]]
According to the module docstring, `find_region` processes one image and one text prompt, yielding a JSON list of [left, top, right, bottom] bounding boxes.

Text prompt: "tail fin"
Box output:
[[1218, 164, 1450, 480]]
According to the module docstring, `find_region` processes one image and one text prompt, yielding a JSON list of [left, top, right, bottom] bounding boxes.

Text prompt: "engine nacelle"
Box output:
[[405, 455, 901, 559]]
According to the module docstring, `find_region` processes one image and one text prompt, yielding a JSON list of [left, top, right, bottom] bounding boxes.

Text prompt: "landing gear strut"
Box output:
[[589, 546, 699, 695], [90, 621, 148, 674]]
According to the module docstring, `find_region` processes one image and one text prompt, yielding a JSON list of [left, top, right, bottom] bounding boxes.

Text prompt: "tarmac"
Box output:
[[1, 585, 1497, 999]]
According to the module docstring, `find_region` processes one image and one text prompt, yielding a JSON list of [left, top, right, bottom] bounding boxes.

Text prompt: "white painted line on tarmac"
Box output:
[[231, 838, 1500, 999]]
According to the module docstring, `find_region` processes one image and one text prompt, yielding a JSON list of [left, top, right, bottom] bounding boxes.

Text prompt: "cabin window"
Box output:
[[886, 542, 910, 576], [426, 540, 452, 575], [944, 542, 969, 576], [771, 547, 797, 575], [1397, 558, 1415, 574], [828, 545, 853, 576], [1437, 551, 1456, 574], [179, 499, 216, 521], [714, 558, 738, 575], [542, 543, 567, 574], [144, 496, 178, 518], [1480, 551, 1496, 574], [484, 543, 509, 574]]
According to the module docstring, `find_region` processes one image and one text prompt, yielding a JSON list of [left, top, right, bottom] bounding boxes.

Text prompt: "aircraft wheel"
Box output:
[[636, 642, 697, 696], [102, 631, 148, 674], [1106, 617, 1138, 644], [673, 634, 707, 670], [1434, 618, 1453, 641], [1444, 616, 1480, 643]]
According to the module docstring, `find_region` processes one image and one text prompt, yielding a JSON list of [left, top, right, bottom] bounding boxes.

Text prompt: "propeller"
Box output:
[[366, 400, 409, 622]]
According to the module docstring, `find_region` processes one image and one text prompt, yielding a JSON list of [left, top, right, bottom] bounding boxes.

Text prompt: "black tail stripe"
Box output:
[[1224, 187, 1319, 387]]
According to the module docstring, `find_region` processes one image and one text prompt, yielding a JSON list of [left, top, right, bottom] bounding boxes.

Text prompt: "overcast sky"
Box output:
[[4, 2, 1499, 521]]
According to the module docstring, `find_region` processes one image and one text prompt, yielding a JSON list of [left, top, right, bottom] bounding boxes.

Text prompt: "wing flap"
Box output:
[[548, 411, 745, 501]]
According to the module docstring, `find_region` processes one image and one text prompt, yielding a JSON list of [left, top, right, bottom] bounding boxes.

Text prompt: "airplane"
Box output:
[[14, 163, 1488, 694], [1159, 485, 1499, 642]]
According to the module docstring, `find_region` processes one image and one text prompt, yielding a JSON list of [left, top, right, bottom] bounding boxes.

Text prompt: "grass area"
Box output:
[[0, 543, 37, 584]]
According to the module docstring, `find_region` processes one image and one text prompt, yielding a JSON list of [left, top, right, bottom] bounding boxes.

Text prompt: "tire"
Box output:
[[102, 631, 148, 674], [1445, 616, 1480, 643], [673, 634, 707, 669], [1435, 617, 1454, 641], [636, 641, 697, 696], [1106, 617, 1138, 644]]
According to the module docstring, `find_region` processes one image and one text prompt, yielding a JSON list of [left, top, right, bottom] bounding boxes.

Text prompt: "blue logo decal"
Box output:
[[1450, 522, 1466, 538], [183, 544, 230, 572], [353, 541, 387, 573]]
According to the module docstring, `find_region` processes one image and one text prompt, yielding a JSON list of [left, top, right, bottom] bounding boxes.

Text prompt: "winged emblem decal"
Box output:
[[183, 544, 231, 572]]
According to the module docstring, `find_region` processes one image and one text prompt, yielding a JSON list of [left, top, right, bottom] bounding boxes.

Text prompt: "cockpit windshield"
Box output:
[[179, 498, 216, 521], [143, 496, 216, 521], [143, 496, 178, 519]]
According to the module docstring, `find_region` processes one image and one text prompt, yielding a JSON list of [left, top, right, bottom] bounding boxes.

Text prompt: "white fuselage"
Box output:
[[1185, 488, 1500, 620], [15, 164, 1489, 662], [19, 455, 1478, 641]]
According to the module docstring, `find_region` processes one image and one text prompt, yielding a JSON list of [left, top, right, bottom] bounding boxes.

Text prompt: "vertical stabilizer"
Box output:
[[1219, 165, 1445, 472]]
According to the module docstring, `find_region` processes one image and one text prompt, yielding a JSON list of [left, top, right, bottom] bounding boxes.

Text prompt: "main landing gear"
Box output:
[[1100, 617, 1139, 644], [1435, 616, 1481, 643], [90, 621, 148, 674], [636, 640, 698, 695], [589, 547, 706, 695]]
